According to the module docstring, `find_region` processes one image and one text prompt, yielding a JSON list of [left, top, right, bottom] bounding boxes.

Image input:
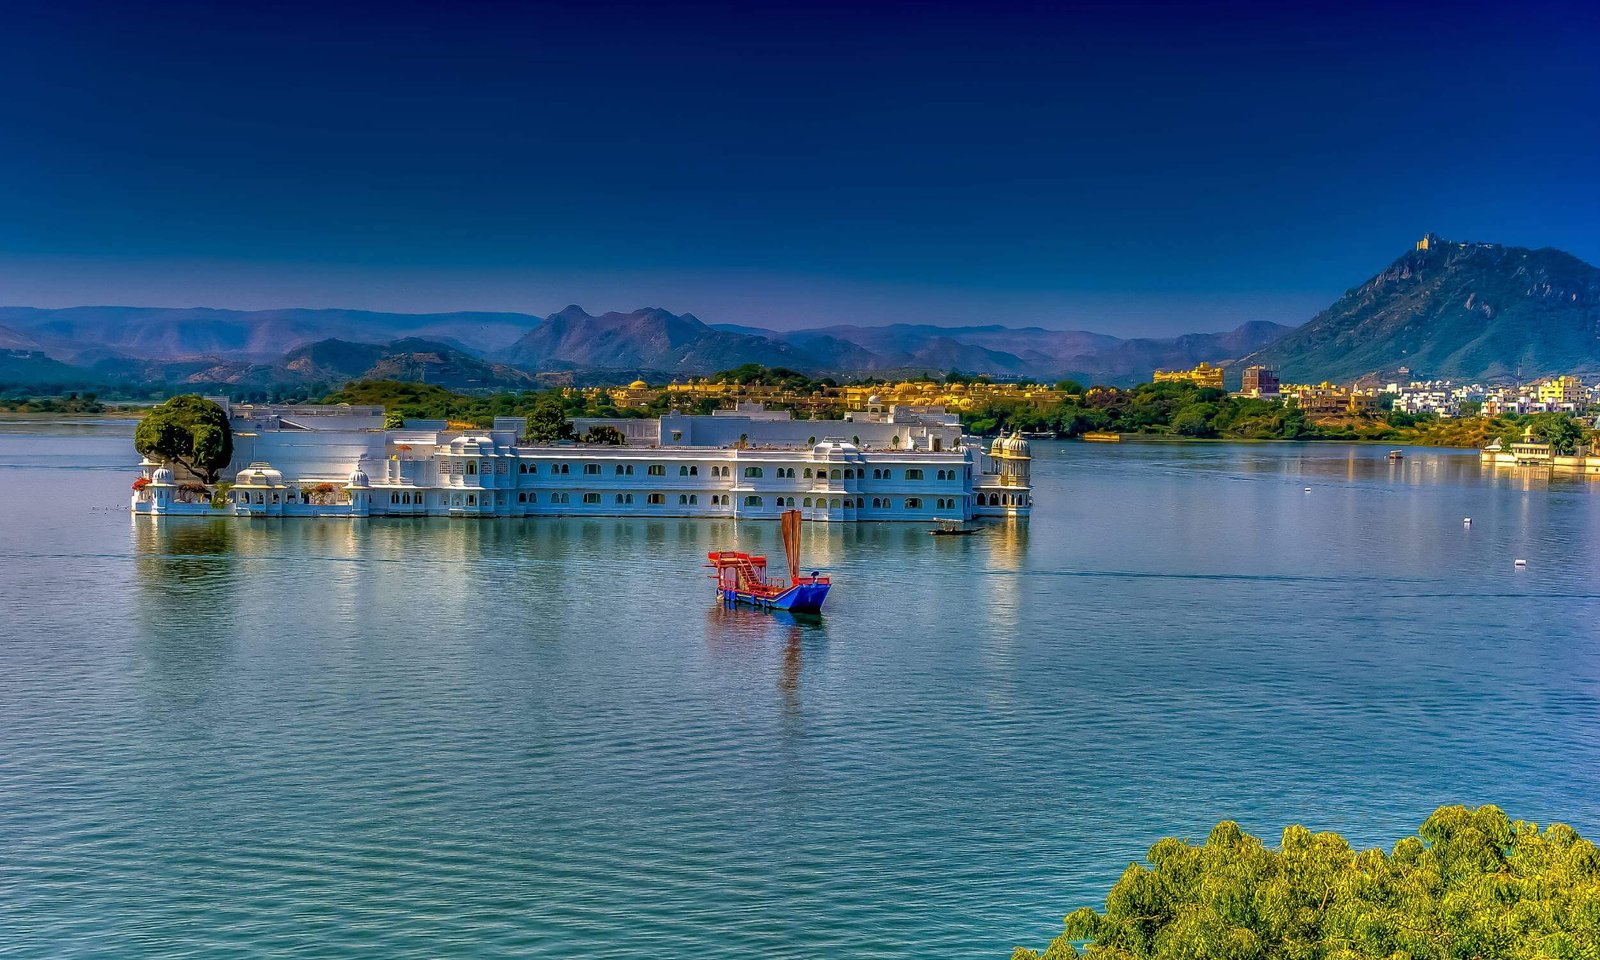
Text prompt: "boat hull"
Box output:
[[718, 581, 831, 613]]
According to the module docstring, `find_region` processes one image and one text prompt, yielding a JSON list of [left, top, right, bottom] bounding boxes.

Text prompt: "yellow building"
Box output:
[[1152, 361, 1225, 390], [1536, 375, 1585, 405]]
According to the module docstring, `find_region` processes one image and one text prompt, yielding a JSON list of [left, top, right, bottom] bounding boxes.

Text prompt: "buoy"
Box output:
[[1304, 486, 1312, 493], [1463, 517, 1471, 525], [1514, 559, 1527, 567]]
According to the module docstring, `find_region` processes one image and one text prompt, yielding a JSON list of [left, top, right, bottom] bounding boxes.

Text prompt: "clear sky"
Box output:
[[1, 0, 1596, 334]]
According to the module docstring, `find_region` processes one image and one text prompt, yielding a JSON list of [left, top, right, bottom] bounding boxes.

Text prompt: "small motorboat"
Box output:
[[1388, 449, 1405, 460], [930, 517, 977, 536], [707, 509, 830, 613]]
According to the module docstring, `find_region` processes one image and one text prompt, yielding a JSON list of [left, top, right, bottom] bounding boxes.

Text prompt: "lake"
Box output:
[[2, 419, 1598, 958]]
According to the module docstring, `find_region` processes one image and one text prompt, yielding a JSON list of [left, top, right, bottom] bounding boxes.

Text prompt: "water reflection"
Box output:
[[130, 517, 238, 705]]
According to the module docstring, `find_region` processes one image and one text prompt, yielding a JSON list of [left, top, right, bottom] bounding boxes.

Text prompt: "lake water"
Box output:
[[2, 419, 1598, 958]]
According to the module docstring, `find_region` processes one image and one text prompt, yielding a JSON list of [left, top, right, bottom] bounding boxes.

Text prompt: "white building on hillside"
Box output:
[[132, 400, 1032, 522]]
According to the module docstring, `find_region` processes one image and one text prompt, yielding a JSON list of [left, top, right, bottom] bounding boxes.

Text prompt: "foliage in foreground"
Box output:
[[1012, 805, 1600, 960]]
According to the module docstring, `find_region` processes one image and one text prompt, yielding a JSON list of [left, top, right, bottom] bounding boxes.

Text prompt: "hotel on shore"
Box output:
[[132, 398, 1032, 522]]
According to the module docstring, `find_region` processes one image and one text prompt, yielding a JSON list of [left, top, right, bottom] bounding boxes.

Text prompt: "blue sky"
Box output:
[[1, 0, 1596, 334]]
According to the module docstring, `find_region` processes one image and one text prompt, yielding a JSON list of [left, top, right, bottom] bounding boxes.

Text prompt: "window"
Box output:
[[804, 498, 813, 508], [391, 492, 399, 504], [830, 468, 841, 480], [615, 464, 634, 476], [496, 460, 507, 474], [844, 468, 854, 479], [466, 461, 477, 475], [829, 498, 841, 508], [467, 494, 476, 506], [803, 468, 814, 479], [518, 492, 527, 503], [689, 466, 698, 476], [906, 497, 923, 509], [872, 468, 882, 479], [648, 493, 665, 505], [583, 493, 601, 504], [555, 492, 569, 504], [679, 494, 688, 505], [744, 467, 763, 478], [648, 465, 664, 476], [679, 465, 689, 476], [556, 463, 569, 474], [905, 469, 924, 480], [689, 494, 698, 505], [744, 495, 763, 507], [872, 498, 881, 508], [855, 497, 863, 508], [585, 463, 601, 475], [519, 463, 527, 474]]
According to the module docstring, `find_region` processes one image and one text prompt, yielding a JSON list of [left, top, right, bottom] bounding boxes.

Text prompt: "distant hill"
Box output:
[[0, 349, 89, 385], [1246, 237, 1600, 381], [0, 306, 532, 362], [494, 305, 811, 374]]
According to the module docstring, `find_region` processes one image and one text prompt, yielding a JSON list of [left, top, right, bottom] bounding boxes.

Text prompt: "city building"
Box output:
[[1536, 375, 1586, 406], [1152, 362, 1225, 390], [1239, 365, 1280, 398], [131, 400, 1033, 522]]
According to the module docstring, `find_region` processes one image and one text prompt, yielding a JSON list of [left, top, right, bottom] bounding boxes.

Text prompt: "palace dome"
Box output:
[[1003, 432, 1031, 457], [236, 462, 283, 487], [629, 379, 649, 390], [346, 466, 370, 487], [150, 465, 175, 485]]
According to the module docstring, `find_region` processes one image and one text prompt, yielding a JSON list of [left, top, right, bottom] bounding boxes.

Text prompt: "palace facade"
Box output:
[[132, 399, 1033, 522]]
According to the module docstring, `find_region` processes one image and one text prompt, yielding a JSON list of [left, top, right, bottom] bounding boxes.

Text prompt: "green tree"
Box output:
[[133, 395, 233, 482], [1011, 804, 1600, 960], [524, 395, 573, 445], [1531, 412, 1584, 455], [383, 411, 405, 429], [580, 425, 626, 445]]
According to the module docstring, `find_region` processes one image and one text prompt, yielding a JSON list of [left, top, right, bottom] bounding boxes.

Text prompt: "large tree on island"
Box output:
[[1011, 804, 1600, 960], [134, 395, 233, 483], [524, 395, 573, 445]]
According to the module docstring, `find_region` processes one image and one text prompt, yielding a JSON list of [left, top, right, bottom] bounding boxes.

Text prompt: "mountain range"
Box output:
[[4, 237, 1598, 389]]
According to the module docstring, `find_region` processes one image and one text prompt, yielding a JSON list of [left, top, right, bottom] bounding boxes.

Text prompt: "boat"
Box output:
[[1082, 431, 1121, 443], [930, 517, 977, 536], [707, 510, 831, 613], [1388, 449, 1404, 460]]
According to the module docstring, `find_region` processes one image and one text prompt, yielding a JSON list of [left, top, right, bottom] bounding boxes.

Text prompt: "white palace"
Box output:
[[132, 398, 1033, 522]]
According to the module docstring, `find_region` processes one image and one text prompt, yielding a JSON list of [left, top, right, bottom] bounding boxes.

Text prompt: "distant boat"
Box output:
[[930, 517, 977, 536], [706, 509, 830, 613], [1082, 432, 1121, 443], [1388, 449, 1405, 460]]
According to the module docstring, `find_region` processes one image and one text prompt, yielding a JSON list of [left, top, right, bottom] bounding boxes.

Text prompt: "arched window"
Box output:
[[829, 498, 840, 508], [803, 467, 813, 479], [689, 494, 698, 505], [690, 466, 698, 476], [872, 498, 881, 508], [830, 468, 841, 480], [844, 468, 854, 479], [679, 494, 688, 504], [804, 498, 813, 508], [679, 465, 689, 476], [744, 495, 763, 507]]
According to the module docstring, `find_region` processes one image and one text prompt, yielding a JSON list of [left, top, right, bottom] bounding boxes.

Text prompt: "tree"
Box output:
[[580, 425, 625, 445], [1532, 413, 1584, 455], [133, 395, 233, 483], [524, 395, 572, 445], [1011, 805, 1600, 960], [383, 411, 405, 429]]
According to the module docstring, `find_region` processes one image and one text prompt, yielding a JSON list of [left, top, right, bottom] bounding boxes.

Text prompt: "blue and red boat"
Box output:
[[708, 510, 831, 613]]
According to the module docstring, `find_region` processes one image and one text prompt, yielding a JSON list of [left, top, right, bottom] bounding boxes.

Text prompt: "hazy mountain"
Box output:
[[1246, 238, 1600, 381], [0, 350, 89, 385], [496, 305, 810, 373], [723, 320, 1290, 383], [0, 324, 40, 350], [0, 306, 532, 362]]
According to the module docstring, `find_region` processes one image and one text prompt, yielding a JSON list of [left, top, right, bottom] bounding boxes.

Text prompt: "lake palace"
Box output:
[[131, 398, 1032, 522]]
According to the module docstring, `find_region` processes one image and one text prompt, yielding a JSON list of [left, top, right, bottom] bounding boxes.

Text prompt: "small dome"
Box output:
[[139, 455, 161, 469], [235, 461, 283, 486], [867, 394, 880, 405], [151, 465, 175, 485], [346, 466, 370, 487], [1005, 432, 1031, 456], [989, 435, 1008, 457], [629, 379, 649, 390]]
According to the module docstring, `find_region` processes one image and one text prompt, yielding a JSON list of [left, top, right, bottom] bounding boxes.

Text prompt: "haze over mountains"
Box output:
[[3, 237, 1598, 390]]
